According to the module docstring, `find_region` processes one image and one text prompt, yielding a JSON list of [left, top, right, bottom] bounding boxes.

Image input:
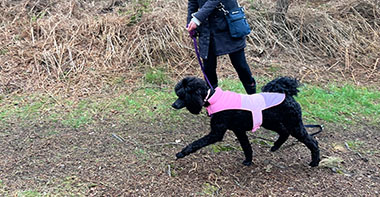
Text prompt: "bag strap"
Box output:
[[217, 1, 243, 15]]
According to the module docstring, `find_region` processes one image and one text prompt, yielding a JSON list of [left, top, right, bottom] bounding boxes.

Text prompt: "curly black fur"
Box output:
[[172, 76, 320, 167]]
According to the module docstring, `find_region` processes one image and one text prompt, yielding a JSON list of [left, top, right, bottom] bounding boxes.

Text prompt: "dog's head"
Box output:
[[172, 77, 209, 114]]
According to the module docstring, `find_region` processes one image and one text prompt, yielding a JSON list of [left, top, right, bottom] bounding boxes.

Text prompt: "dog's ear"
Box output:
[[181, 78, 188, 88], [195, 89, 203, 96], [181, 77, 194, 88], [185, 91, 203, 114], [175, 77, 193, 94]]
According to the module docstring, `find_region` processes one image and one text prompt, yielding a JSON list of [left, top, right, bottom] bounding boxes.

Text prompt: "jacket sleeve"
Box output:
[[187, 0, 199, 25], [189, 0, 221, 24]]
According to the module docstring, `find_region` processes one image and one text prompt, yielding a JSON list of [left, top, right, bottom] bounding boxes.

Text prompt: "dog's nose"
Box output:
[[172, 99, 185, 109]]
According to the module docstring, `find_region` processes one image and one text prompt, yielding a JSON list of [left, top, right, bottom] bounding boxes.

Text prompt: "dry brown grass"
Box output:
[[0, 0, 150, 97], [0, 0, 379, 97], [245, 0, 379, 84]]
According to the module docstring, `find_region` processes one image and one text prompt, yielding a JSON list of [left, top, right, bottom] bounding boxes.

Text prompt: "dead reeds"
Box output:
[[0, 0, 379, 96], [245, 0, 379, 82]]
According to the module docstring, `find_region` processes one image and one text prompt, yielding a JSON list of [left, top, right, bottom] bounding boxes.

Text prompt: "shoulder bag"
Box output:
[[218, 2, 251, 38]]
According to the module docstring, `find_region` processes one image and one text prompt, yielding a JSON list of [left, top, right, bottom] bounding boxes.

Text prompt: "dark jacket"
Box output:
[[187, 0, 246, 59]]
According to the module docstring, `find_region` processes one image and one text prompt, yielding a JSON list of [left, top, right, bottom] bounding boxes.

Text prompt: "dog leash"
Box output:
[[253, 124, 323, 145], [304, 124, 323, 136], [190, 30, 214, 90], [262, 124, 323, 141]]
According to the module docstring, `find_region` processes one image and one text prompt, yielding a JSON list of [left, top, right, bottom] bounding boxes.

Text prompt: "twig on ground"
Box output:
[[188, 162, 197, 173], [111, 133, 125, 142], [167, 164, 171, 177], [146, 142, 184, 147]]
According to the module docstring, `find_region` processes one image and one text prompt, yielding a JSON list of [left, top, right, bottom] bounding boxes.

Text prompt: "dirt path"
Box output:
[[1, 118, 379, 196]]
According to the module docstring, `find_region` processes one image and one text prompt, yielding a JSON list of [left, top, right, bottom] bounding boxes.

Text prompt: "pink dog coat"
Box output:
[[206, 88, 285, 132]]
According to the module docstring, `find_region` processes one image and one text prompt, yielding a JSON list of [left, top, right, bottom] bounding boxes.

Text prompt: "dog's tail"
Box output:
[[261, 77, 300, 96]]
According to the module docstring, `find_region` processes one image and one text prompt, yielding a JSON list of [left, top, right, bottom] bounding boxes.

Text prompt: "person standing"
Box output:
[[187, 0, 256, 94]]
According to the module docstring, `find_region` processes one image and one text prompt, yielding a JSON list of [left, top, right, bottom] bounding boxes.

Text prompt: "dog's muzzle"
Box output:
[[172, 99, 186, 109]]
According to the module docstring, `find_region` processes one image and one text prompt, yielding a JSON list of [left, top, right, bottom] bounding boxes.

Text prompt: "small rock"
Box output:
[[320, 156, 344, 168], [265, 164, 273, 173], [333, 144, 347, 152]]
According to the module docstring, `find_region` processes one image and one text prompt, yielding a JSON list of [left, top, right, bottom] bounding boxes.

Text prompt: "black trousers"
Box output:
[[203, 48, 255, 91]]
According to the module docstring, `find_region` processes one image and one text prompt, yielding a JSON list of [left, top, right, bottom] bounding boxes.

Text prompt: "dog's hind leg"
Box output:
[[176, 128, 227, 159], [233, 130, 253, 166], [291, 125, 321, 167], [271, 132, 290, 152], [262, 122, 290, 152]]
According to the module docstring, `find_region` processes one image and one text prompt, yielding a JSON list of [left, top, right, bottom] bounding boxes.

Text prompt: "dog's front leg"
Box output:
[[176, 129, 226, 159], [233, 130, 253, 166]]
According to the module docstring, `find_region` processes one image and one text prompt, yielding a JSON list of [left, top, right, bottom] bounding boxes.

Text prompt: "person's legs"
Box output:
[[229, 49, 256, 94], [202, 42, 218, 89]]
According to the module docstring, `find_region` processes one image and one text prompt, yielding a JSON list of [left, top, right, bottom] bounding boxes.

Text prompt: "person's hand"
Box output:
[[187, 21, 198, 32]]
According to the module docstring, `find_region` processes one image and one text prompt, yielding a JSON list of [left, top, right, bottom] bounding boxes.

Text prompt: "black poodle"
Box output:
[[172, 76, 320, 167]]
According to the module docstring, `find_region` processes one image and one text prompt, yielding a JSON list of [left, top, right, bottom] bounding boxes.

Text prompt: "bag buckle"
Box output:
[[217, 2, 229, 15]]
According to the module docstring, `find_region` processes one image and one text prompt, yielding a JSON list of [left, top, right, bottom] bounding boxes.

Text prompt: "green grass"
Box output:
[[144, 67, 171, 85], [30, 11, 46, 22], [0, 95, 55, 121], [297, 83, 380, 124], [216, 78, 380, 125], [210, 144, 236, 153], [122, 0, 152, 26], [0, 48, 8, 55], [220, 78, 379, 124], [202, 182, 219, 196], [218, 78, 246, 93], [17, 190, 43, 197], [59, 100, 94, 128], [49, 176, 93, 196], [0, 79, 379, 128], [0, 180, 8, 196], [345, 140, 364, 150], [0, 86, 183, 128]]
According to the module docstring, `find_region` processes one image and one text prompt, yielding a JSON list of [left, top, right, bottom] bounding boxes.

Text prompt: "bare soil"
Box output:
[[0, 115, 379, 196]]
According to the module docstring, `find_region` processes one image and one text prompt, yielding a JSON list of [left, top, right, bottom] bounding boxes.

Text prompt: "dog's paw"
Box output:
[[309, 160, 320, 167], [270, 146, 279, 152], [242, 160, 252, 166], [176, 152, 185, 159]]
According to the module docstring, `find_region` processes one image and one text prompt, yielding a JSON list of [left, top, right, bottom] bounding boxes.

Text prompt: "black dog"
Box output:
[[172, 76, 320, 167]]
